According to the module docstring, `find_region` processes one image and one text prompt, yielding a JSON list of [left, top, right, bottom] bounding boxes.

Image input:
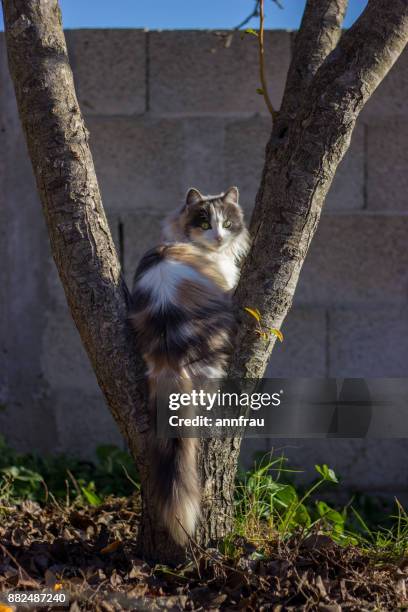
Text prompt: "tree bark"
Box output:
[[1, 0, 162, 562], [2, 0, 408, 563], [280, 0, 349, 124]]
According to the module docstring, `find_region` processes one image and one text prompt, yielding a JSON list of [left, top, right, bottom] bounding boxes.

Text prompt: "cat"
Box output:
[[129, 186, 250, 546]]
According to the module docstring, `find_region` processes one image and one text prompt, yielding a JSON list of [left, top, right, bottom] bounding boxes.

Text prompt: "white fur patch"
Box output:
[[136, 260, 205, 308], [210, 252, 239, 290], [197, 364, 226, 378]]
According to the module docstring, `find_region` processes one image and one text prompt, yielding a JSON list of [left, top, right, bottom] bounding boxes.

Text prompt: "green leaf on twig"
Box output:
[[245, 28, 259, 37]]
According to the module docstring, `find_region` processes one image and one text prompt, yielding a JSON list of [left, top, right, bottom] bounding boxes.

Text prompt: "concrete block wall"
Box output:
[[1, 30, 407, 493]]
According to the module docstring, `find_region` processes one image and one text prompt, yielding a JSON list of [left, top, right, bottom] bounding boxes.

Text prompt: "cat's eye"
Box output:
[[201, 221, 211, 230], [223, 220, 232, 229]]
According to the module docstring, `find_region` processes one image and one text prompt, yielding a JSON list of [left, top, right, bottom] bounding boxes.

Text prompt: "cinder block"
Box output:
[[66, 29, 146, 116], [53, 390, 124, 458], [224, 117, 364, 217], [262, 439, 408, 491], [0, 33, 11, 405], [224, 115, 271, 215], [41, 298, 101, 392], [0, 44, 56, 453], [181, 117, 225, 192], [42, 213, 120, 387], [295, 215, 408, 306], [266, 308, 327, 377], [361, 46, 408, 122], [367, 121, 408, 211], [122, 212, 164, 288], [0, 395, 59, 455], [0, 33, 123, 455], [149, 30, 291, 115], [239, 438, 270, 468], [329, 307, 408, 377], [325, 124, 365, 211], [41, 215, 124, 456], [87, 117, 185, 214]]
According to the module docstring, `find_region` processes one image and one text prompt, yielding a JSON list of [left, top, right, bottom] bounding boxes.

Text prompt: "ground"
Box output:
[[0, 495, 406, 611]]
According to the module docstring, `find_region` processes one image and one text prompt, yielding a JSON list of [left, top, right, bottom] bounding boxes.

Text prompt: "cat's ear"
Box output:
[[185, 187, 203, 207], [222, 186, 239, 206]]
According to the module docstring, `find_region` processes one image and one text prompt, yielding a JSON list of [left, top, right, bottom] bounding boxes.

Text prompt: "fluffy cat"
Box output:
[[129, 186, 250, 545]]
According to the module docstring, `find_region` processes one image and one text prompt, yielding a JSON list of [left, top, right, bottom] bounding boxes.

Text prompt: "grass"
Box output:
[[232, 453, 408, 562], [0, 435, 407, 560]]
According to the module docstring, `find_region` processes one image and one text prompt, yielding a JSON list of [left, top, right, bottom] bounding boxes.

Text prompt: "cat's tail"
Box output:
[[147, 368, 200, 546]]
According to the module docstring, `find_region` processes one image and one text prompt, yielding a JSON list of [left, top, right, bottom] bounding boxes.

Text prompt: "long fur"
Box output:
[[129, 188, 250, 545], [147, 369, 200, 546]]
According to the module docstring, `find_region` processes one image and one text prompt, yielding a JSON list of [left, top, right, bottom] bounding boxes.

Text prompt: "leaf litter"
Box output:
[[0, 495, 406, 611]]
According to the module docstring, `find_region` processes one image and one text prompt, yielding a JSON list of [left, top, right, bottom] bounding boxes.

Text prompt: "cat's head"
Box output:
[[179, 186, 247, 253]]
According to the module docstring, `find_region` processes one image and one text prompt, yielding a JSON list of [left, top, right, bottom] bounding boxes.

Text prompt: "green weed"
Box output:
[[231, 451, 408, 560], [0, 436, 139, 506]]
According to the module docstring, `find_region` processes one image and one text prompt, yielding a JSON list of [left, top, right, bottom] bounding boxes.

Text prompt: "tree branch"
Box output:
[[279, 0, 349, 121], [230, 0, 408, 379], [258, 0, 277, 119], [234, 0, 260, 31], [1, 0, 150, 464], [233, 0, 284, 32]]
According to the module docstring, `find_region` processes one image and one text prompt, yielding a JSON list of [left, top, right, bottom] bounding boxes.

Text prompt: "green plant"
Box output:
[[234, 454, 343, 544], [232, 452, 408, 559], [0, 436, 139, 506]]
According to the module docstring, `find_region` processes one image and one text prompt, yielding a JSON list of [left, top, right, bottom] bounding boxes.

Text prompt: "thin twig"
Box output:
[[218, 0, 283, 48], [40, 476, 49, 504], [188, 538, 202, 580], [49, 490, 64, 512], [234, 0, 260, 31], [0, 542, 40, 587], [66, 468, 82, 498], [64, 478, 70, 509], [233, 0, 283, 31], [120, 463, 140, 490], [259, 0, 278, 119], [217, 0, 284, 116], [175, 517, 269, 585]]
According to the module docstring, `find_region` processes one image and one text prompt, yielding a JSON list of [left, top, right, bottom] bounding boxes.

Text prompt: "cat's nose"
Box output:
[[215, 236, 223, 244]]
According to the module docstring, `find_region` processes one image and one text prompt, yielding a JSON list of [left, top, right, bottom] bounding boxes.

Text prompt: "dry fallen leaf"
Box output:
[[100, 540, 121, 554]]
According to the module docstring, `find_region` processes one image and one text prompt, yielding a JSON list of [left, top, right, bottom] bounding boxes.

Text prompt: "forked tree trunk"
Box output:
[[2, 0, 407, 563]]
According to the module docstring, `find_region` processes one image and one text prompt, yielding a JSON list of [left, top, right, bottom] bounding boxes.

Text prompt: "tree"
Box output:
[[2, 0, 407, 564]]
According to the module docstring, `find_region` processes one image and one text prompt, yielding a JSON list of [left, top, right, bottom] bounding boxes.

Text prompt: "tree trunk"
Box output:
[[196, 438, 242, 545], [2, 0, 408, 564], [230, 0, 408, 380], [136, 438, 241, 562]]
